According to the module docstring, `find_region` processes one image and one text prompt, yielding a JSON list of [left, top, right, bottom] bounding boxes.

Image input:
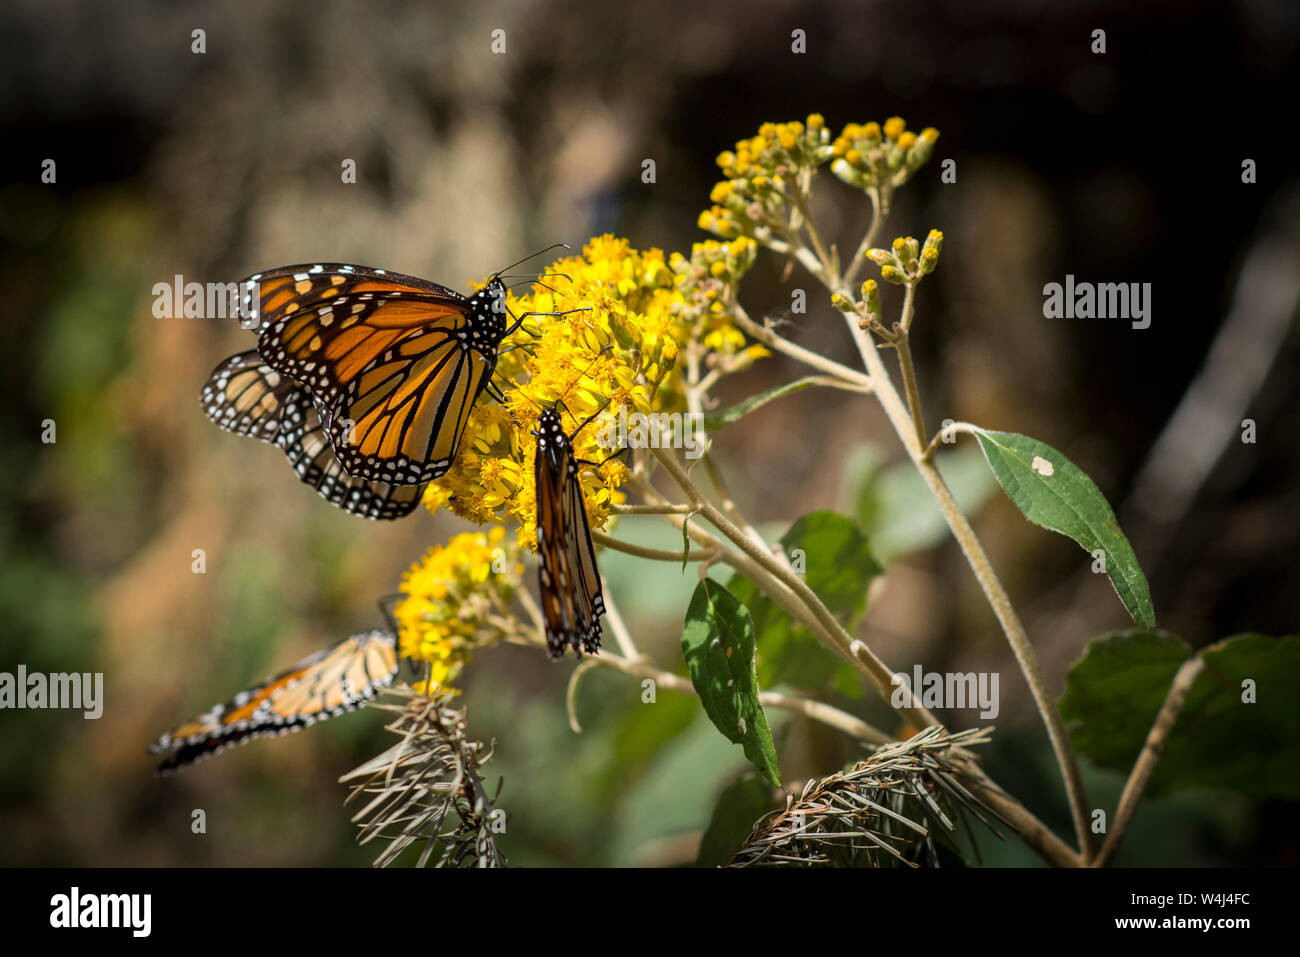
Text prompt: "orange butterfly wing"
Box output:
[[534, 409, 605, 658], [252, 264, 507, 485], [150, 630, 399, 774], [200, 350, 427, 520]]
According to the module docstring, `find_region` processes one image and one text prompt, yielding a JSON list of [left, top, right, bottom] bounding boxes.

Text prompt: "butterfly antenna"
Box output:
[[509, 279, 567, 297], [493, 243, 571, 279], [501, 273, 572, 287]]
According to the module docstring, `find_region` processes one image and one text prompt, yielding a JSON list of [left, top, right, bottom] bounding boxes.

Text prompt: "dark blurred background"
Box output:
[[1, 0, 1296, 866]]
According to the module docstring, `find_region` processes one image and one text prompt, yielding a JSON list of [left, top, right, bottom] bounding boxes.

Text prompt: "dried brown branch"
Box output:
[[728, 727, 1006, 868], [340, 686, 504, 868]]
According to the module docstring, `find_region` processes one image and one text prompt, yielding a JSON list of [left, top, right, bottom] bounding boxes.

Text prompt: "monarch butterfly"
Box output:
[[149, 629, 399, 774], [534, 406, 609, 659], [201, 349, 427, 520], [251, 254, 567, 487]]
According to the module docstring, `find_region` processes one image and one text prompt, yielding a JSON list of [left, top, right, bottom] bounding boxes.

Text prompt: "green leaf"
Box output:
[[1061, 629, 1192, 766], [695, 775, 776, 866], [971, 428, 1155, 628], [1061, 631, 1300, 799], [702, 376, 824, 430], [681, 580, 781, 786], [728, 510, 881, 695]]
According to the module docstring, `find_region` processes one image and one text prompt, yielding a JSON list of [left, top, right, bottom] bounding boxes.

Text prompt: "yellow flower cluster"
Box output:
[[394, 527, 522, 688], [830, 118, 938, 190], [422, 235, 751, 548], [699, 114, 832, 240], [669, 237, 761, 354], [865, 230, 945, 285]]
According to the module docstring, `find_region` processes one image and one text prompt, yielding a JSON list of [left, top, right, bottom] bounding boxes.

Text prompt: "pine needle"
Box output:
[[728, 726, 1007, 867], [340, 686, 504, 868]]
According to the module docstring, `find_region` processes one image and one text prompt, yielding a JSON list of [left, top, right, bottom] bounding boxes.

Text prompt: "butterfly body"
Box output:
[[251, 263, 510, 486], [534, 407, 605, 659]]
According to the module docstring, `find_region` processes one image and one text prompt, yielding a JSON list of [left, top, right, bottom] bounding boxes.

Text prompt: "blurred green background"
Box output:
[[1, 0, 1297, 866]]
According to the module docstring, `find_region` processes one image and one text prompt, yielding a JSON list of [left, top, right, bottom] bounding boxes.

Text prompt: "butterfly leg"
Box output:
[[575, 444, 630, 471], [503, 306, 591, 338]]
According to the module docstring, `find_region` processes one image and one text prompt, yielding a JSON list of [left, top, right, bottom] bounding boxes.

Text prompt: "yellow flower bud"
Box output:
[[861, 279, 881, 319]]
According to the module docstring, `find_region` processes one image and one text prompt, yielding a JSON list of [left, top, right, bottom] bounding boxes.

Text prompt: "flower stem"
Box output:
[[608, 503, 699, 516], [841, 186, 890, 288], [838, 295, 1095, 862], [648, 444, 938, 731], [592, 530, 715, 563], [1092, 655, 1205, 868], [590, 649, 892, 746], [893, 318, 928, 454], [730, 302, 873, 389]]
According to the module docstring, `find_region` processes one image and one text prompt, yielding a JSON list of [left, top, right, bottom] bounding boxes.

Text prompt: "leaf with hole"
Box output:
[[971, 428, 1154, 628]]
